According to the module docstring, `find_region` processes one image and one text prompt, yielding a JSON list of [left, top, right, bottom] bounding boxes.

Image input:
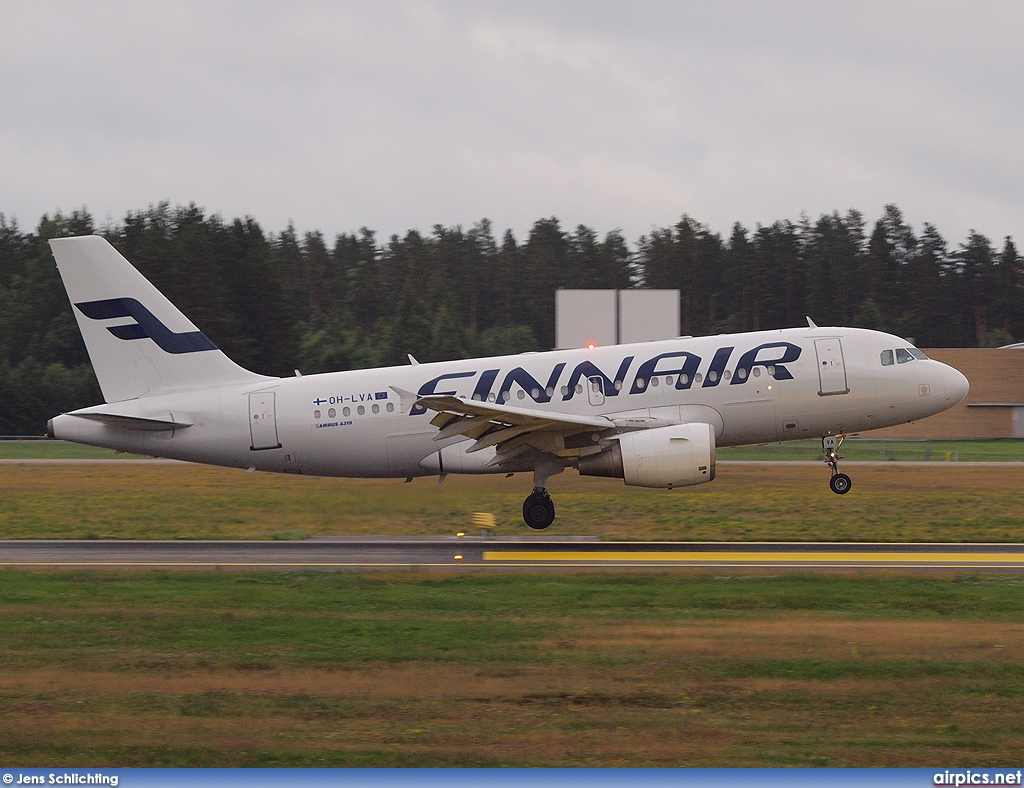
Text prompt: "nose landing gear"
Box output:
[[823, 434, 852, 494], [829, 472, 852, 494]]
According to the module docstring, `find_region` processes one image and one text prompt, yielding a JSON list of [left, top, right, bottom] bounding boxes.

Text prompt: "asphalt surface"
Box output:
[[5, 459, 1024, 466], [3, 537, 1024, 570]]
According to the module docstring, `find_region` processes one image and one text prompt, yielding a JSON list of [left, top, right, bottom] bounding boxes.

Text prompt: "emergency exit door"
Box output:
[[814, 338, 849, 396], [249, 392, 282, 450]]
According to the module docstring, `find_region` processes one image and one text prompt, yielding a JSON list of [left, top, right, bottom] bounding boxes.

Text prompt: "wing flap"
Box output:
[[466, 424, 536, 453], [417, 395, 613, 429], [414, 394, 615, 458], [434, 414, 492, 442]]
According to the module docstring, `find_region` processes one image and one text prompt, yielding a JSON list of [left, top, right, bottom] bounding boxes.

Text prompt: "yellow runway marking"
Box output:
[[483, 551, 1024, 564], [4, 552, 1024, 570]]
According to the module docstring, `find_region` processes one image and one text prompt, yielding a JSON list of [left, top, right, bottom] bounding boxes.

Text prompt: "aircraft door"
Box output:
[[587, 376, 606, 406], [814, 338, 849, 396], [249, 392, 282, 450]]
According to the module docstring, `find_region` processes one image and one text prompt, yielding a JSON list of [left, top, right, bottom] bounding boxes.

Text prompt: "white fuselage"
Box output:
[[51, 327, 969, 478]]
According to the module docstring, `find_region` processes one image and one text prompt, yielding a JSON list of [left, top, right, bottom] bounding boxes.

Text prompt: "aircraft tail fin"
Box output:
[[49, 235, 271, 403]]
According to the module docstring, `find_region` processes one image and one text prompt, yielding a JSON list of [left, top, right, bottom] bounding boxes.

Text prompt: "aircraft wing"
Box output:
[[414, 394, 615, 462]]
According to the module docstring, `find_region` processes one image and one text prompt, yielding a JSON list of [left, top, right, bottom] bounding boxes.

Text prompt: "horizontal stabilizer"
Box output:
[[71, 413, 193, 431]]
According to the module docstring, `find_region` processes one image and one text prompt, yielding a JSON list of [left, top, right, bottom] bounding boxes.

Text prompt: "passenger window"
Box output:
[[895, 348, 914, 364], [880, 350, 894, 366]]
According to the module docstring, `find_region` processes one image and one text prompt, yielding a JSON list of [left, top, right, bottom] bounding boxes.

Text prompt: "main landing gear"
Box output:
[[822, 435, 852, 494], [522, 456, 564, 529], [523, 489, 555, 530]]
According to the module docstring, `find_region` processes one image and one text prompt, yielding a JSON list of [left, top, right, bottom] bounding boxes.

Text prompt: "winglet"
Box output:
[[389, 386, 420, 414]]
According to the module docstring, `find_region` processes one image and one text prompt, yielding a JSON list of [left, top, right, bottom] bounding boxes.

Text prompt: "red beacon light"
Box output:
[[587, 342, 596, 350]]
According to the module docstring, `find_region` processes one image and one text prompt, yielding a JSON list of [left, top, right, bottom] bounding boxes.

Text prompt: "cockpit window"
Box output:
[[880, 350, 894, 366], [908, 348, 928, 360], [895, 348, 914, 364]]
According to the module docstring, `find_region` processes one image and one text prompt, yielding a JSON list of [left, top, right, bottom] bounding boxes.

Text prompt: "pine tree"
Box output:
[[993, 237, 1022, 340], [956, 231, 996, 346]]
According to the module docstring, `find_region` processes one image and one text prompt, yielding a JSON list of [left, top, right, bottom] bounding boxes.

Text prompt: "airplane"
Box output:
[[46, 235, 970, 529]]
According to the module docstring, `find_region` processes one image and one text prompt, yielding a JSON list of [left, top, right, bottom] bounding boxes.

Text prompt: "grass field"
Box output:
[[3, 447, 1022, 766], [1, 461, 1023, 542], [0, 570, 1022, 766], [0, 441, 151, 459], [721, 437, 1024, 462], [4, 438, 1024, 461]]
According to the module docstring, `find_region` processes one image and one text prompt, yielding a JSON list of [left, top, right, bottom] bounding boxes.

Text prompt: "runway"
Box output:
[[2, 537, 1024, 570], [5, 459, 1024, 466]]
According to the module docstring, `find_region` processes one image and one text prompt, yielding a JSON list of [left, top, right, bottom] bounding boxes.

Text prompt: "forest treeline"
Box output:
[[1, 202, 1021, 434]]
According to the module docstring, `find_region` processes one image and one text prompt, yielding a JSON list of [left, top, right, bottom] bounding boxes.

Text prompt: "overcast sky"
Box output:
[[3, 1, 1023, 249]]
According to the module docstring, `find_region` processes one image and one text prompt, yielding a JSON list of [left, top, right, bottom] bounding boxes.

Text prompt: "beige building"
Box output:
[[867, 349, 1024, 439]]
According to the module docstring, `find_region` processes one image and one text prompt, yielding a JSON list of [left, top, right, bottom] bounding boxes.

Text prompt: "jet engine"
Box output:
[[578, 422, 716, 489]]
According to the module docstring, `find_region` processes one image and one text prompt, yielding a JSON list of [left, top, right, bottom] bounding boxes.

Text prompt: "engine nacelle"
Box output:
[[578, 422, 716, 489]]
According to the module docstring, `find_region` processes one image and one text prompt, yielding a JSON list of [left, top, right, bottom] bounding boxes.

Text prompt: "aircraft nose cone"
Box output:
[[944, 366, 970, 405]]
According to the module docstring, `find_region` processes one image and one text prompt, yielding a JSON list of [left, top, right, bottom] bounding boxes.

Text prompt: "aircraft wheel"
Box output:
[[523, 491, 555, 529], [829, 473, 852, 495]]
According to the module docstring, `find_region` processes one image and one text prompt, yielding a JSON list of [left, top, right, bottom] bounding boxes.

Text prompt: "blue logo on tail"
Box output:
[[75, 298, 218, 354]]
